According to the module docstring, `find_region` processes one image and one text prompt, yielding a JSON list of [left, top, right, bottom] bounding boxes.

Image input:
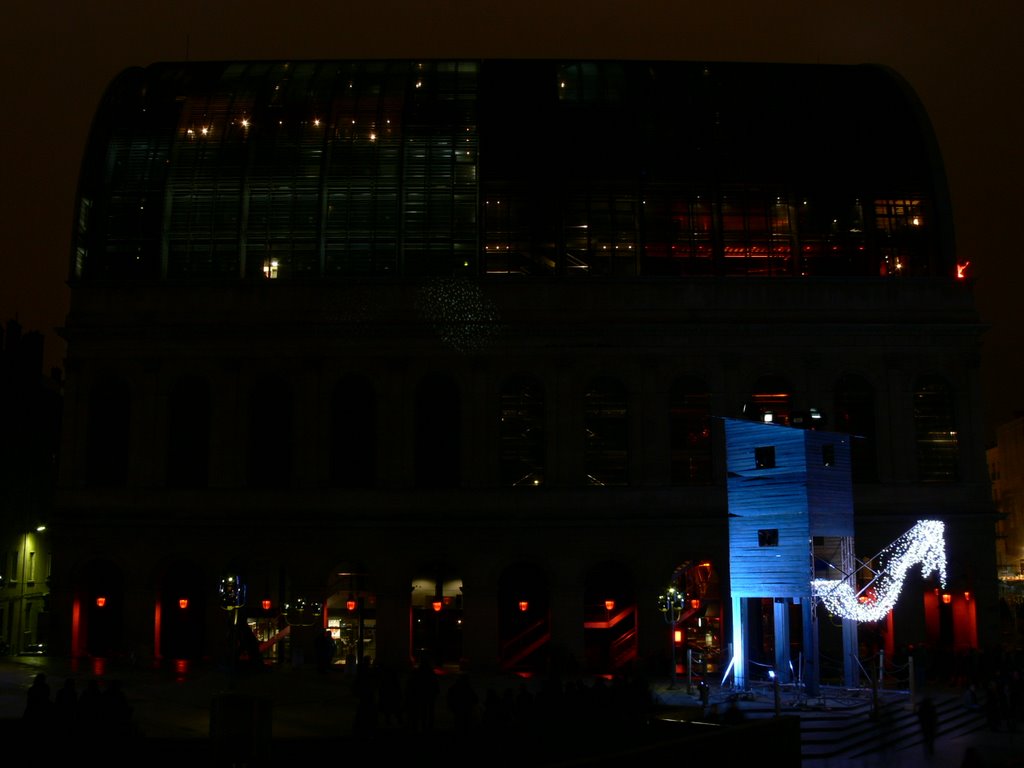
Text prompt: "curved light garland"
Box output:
[[810, 520, 947, 623]]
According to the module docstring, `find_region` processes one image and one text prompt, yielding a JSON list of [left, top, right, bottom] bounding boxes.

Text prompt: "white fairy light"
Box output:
[[416, 277, 502, 353], [810, 520, 947, 623]]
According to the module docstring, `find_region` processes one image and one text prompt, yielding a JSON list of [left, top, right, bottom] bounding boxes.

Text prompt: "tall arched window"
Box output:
[[86, 377, 131, 487], [833, 374, 877, 483], [166, 376, 211, 488], [670, 377, 713, 485], [246, 375, 293, 489], [913, 376, 959, 482], [330, 375, 377, 488], [499, 375, 546, 486], [584, 376, 628, 486], [415, 373, 461, 489]]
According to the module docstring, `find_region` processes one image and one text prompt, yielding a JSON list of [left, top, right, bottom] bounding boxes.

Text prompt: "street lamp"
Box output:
[[218, 574, 247, 683], [658, 586, 687, 689], [284, 595, 324, 667]]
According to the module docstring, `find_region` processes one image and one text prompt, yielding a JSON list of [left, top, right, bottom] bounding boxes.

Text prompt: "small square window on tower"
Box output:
[[758, 529, 779, 547], [755, 445, 776, 469]]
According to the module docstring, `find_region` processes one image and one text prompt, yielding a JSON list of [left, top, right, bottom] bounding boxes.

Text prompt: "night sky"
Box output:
[[2, 1, 1020, 442]]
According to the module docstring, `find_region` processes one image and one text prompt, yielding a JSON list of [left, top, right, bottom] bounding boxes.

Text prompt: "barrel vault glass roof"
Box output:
[[71, 60, 953, 282]]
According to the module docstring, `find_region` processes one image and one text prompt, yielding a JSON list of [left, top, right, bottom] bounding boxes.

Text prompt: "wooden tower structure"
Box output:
[[722, 417, 856, 694]]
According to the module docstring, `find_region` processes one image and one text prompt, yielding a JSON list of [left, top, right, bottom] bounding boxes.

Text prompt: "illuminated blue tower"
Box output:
[[722, 417, 855, 694]]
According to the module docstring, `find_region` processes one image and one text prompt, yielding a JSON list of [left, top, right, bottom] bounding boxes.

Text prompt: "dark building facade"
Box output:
[[52, 60, 995, 680]]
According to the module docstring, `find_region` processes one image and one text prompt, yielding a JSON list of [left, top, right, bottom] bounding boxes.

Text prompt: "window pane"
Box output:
[[914, 377, 958, 482], [500, 376, 545, 486], [584, 377, 628, 486], [670, 378, 713, 485]]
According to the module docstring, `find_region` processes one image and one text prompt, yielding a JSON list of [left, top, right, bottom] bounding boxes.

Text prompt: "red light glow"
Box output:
[[96, 596, 106, 608], [604, 600, 615, 612], [518, 600, 529, 612], [179, 598, 188, 609]]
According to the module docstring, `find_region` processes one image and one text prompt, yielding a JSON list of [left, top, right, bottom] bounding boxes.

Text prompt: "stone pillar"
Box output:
[[548, 563, 585, 673], [461, 576, 501, 674], [373, 572, 413, 670], [732, 595, 748, 690], [773, 599, 792, 683]]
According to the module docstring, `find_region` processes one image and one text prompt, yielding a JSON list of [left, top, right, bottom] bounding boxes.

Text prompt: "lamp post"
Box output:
[[218, 574, 247, 685], [658, 586, 687, 689], [284, 595, 323, 667]]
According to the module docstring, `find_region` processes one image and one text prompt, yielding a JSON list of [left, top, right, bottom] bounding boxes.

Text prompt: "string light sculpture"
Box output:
[[416, 277, 502, 353], [810, 519, 947, 623]]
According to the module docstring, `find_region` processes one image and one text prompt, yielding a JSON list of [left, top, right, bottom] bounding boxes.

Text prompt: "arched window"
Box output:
[[246, 375, 293, 489], [584, 376, 628, 486], [415, 373, 461, 488], [499, 375, 546, 487], [833, 374, 877, 482], [86, 377, 131, 487], [913, 376, 959, 482], [330, 375, 377, 488], [166, 376, 211, 488], [747, 375, 793, 426], [670, 377, 713, 485]]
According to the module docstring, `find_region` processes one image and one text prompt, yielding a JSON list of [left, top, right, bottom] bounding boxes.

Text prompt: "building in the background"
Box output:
[[988, 414, 1024, 646], [0, 318, 62, 654], [51, 60, 996, 681]]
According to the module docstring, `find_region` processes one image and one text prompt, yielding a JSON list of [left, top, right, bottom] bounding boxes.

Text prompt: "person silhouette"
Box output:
[[406, 657, 440, 732], [54, 677, 79, 731], [917, 696, 938, 756], [77, 678, 103, 738], [446, 673, 479, 732], [23, 672, 52, 729]]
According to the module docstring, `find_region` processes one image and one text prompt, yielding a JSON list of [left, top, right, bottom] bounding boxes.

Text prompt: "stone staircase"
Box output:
[[732, 686, 990, 763]]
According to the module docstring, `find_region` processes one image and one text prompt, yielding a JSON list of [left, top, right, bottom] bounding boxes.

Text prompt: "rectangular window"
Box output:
[[758, 529, 779, 547], [9, 552, 17, 582], [822, 444, 835, 467], [755, 446, 776, 469], [27, 552, 35, 583]]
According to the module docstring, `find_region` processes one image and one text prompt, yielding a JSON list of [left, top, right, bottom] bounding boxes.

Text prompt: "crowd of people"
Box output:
[[22, 671, 136, 743], [346, 654, 662, 749]]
